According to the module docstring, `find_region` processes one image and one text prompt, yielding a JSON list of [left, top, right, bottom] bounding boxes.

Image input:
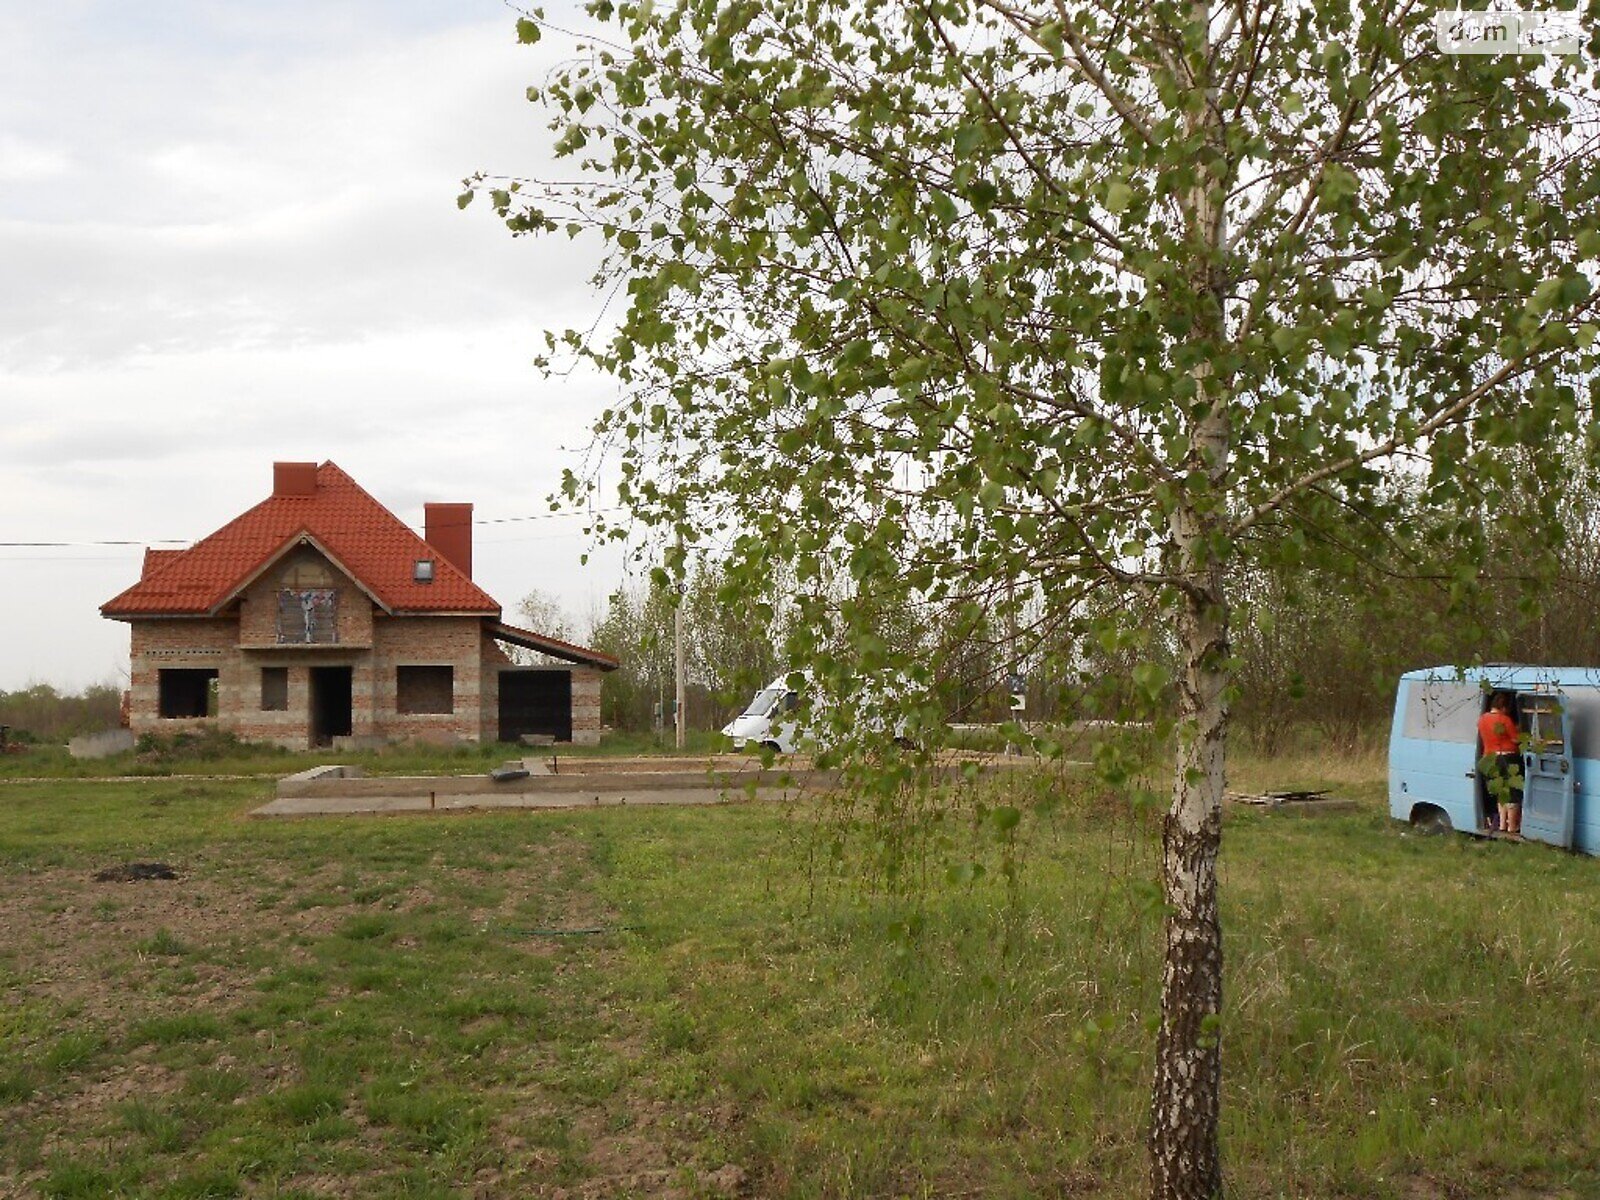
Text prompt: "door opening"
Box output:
[[310, 667, 353, 747], [1475, 690, 1523, 832]]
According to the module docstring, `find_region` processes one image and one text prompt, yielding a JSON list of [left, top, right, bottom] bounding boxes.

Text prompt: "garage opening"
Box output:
[[499, 670, 572, 743], [310, 666, 352, 746], [158, 669, 219, 718]]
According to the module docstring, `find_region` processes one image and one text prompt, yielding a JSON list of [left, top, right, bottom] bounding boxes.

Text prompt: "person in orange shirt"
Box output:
[[1478, 692, 1523, 835]]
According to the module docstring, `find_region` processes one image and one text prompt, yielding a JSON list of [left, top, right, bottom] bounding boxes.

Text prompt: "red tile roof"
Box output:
[[102, 462, 501, 617], [140, 549, 183, 579]]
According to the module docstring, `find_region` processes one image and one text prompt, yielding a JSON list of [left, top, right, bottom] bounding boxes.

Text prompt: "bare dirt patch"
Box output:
[[0, 825, 740, 1198], [0, 862, 266, 1024]]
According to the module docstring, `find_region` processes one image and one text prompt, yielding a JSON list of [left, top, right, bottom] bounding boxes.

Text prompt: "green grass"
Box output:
[[0, 757, 1596, 1197], [0, 727, 732, 780]]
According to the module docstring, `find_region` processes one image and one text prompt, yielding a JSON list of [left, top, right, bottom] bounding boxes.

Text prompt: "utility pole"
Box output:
[[674, 550, 687, 751]]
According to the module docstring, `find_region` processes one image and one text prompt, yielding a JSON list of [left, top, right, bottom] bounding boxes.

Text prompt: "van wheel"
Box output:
[[892, 736, 918, 751], [1410, 805, 1452, 836], [760, 741, 783, 754]]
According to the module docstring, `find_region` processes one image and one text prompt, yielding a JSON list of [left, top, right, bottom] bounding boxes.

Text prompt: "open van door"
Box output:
[[1519, 692, 1576, 849]]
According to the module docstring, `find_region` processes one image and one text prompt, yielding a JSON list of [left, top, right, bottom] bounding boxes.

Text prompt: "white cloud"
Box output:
[[0, 1, 645, 691], [0, 133, 71, 182]]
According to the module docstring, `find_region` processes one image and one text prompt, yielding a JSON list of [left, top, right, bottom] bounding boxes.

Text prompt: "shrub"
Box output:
[[133, 727, 288, 764]]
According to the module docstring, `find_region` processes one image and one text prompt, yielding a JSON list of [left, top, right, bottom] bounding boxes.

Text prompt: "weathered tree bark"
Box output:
[[1150, 566, 1228, 1200]]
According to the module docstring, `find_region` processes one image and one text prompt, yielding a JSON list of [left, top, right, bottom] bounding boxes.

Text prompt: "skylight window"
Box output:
[[414, 558, 435, 583]]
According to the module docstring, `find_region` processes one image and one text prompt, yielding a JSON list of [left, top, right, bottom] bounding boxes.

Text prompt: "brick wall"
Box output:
[[371, 615, 488, 743], [571, 667, 603, 746], [230, 655, 379, 748], [480, 638, 514, 742], [128, 620, 236, 738]]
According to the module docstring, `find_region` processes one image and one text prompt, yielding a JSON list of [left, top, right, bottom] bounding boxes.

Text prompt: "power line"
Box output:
[[0, 506, 629, 549], [0, 540, 188, 549], [473, 507, 624, 527]]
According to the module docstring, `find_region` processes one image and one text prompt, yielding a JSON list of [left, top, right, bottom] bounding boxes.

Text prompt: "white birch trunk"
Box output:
[[1149, 539, 1228, 1199], [1152, 14, 1230, 1176]]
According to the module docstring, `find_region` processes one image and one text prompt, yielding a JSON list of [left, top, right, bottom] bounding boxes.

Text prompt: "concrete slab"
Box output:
[[281, 764, 366, 785], [251, 786, 796, 817], [258, 753, 997, 817], [274, 762, 826, 799]]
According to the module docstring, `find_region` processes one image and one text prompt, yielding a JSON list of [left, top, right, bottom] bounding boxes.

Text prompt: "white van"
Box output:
[[722, 674, 804, 753], [721, 672, 922, 754]]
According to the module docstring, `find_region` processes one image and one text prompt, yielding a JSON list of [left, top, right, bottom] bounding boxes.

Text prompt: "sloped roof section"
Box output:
[[488, 622, 620, 671], [103, 462, 501, 617], [141, 548, 183, 579]]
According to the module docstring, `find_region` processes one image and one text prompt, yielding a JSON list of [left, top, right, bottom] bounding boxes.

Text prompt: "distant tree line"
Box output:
[[531, 465, 1600, 749], [1232, 464, 1600, 752], [0, 684, 122, 745]]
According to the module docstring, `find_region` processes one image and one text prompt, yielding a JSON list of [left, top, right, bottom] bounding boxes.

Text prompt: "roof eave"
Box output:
[[487, 620, 620, 671], [389, 608, 503, 618]]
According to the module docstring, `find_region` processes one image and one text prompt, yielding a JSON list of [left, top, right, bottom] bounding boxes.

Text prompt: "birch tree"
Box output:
[[475, 2, 1600, 1194]]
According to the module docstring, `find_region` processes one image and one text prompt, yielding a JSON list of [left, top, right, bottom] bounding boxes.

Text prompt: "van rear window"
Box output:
[[1568, 692, 1600, 759], [1401, 680, 1479, 743], [1521, 698, 1567, 753]]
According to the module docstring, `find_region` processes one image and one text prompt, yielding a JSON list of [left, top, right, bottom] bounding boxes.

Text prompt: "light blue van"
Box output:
[[1389, 665, 1600, 855]]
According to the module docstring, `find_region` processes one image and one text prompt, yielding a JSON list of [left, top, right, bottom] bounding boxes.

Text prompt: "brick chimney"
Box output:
[[273, 461, 318, 497], [424, 503, 474, 579]]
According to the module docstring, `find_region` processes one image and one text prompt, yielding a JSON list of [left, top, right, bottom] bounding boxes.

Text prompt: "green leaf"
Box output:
[[1132, 662, 1169, 703], [1105, 180, 1133, 213], [516, 17, 542, 44], [456, 191, 474, 210], [954, 122, 985, 158]]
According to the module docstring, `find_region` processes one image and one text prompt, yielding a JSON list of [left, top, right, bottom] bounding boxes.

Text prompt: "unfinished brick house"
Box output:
[[102, 461, 617, 748]]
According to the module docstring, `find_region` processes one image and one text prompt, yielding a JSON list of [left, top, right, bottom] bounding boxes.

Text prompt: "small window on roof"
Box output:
[[414, 559, 435, 583]]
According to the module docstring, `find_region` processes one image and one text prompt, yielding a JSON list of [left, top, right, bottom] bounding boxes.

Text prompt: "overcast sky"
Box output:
[[0, 0, 642, 691]]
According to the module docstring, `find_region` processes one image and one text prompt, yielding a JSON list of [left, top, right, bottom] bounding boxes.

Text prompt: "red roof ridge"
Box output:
[[102, 460, 502, 618]]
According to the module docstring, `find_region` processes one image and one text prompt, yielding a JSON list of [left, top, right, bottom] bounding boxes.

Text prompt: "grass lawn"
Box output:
[[1, 751, 1596, 1198], [0, 728, 736, 781]]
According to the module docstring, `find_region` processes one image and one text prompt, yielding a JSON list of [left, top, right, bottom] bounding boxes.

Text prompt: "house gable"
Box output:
[[237, 543, 377, 648]]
